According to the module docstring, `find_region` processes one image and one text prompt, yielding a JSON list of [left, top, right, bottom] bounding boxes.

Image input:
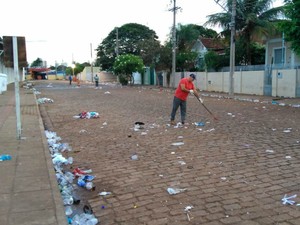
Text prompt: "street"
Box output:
[[35, 80, 300, 225]]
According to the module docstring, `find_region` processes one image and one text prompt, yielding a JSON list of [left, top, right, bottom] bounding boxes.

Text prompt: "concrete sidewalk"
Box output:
[[0, 83, 67, 225]]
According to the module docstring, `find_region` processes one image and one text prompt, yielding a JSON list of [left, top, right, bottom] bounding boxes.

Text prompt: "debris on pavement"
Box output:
[[37, 97, 54, 104], [184, 205, 194, 221], [0, 154, 12, 161], [44, 130, 99, 224], [194, 122, 205, 126], [171, 142, 184, 146], [265, 149, 274, 153], [98, 192, 112, 196], [130, 154, 138, 160], [73, 111, 100, 119], [282, 194, 297, 205], [167, 187, 187, 195]]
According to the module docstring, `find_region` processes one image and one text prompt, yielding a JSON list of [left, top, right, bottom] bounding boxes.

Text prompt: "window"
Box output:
[[274, 48, 285, 64]]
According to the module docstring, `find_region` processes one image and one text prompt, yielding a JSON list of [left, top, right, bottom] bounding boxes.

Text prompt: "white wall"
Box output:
[[272, 69, 296, 98], [234, 71, 264, 95], [163, 68, 299, 98]]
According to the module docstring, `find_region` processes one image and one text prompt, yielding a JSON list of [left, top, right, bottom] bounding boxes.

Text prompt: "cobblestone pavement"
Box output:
[[35, 80, 300, 225]]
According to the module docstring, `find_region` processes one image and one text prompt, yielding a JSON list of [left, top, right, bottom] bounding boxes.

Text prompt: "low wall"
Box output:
[[163, 68, 299, 97]]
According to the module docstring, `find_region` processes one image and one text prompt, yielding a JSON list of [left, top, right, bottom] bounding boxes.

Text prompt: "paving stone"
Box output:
[[29, 80, 300, 224]]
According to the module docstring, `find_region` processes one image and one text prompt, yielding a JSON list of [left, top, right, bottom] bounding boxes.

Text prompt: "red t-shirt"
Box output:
[[174, 78, 194, 101]]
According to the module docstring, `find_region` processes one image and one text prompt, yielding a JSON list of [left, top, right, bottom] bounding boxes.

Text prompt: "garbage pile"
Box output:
[[37, 97, 54, 104], [45, 130, 99, 225]]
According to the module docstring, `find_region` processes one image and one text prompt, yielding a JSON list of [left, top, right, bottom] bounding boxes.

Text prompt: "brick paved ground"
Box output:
[[35, 80, 300, 225]]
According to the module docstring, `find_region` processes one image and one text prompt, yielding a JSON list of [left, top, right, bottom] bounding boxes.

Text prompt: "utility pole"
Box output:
[[116, 27, 119, 57], [91, 43, 93, 83], [229, 0, 236, 96], [169, 0, 181, 88], [13, 36, 21, 139]]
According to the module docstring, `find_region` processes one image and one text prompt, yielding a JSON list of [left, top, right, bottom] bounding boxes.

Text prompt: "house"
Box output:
[[264, 34, 300, 69], [191, 37, 226, 69]]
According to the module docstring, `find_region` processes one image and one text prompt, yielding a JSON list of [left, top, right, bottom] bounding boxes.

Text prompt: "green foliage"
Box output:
[[176, 24, 218, 52], [30, 57, 43, 67], [249, 42, 266, 65], [96, 23, 159, 71], [279, 0, 300, 56], [113, 54, 144, 85], [65, 62, 86, 76], [202, 51, 229, 71], [205, 0, 285, 65], [176, 51, 198, 72]]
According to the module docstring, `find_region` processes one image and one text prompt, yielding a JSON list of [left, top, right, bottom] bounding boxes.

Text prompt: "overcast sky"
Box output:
[[1, 0, 283, 66]]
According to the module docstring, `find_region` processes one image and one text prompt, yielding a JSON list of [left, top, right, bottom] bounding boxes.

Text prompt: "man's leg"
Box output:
[[180, 100, 187, 124], [170, 97, 181, 123]]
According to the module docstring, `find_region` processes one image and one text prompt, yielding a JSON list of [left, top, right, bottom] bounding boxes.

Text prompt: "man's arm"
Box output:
[[180, 84, 190, 93]]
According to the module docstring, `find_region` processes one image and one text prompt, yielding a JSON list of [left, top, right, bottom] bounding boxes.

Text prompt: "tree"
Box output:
[[279, 0, 300, 56], [65, 62, 85, 76], [113, 54, 144, 85], [30, 57, 43, 67], [96, 23, 159, 71], [173, 24, 220, 72], [176, 24, 218, 52], [205, 0, 285, 65]]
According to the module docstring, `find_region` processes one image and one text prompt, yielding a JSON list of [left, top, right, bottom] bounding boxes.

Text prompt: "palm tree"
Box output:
[[205, 0, 285, 65]]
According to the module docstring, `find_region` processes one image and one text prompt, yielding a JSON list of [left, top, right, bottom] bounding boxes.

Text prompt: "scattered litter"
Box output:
[[227, 112, 235, 117], [104, 91, 111, 94], [79, 129, 87, 133], [98, 192, 111, 196], [178, 161, 186, 165], [266, 149, 274, 153], [130, 154, 138, 160], [171, 152, 175, 154], [74, 111, 99, 119], [134, 122, 145, 129], [44, 130, 98, 222], [283, 128, 292, 133], [141, 132, 147, 135], [194, 122, 205, 126], [177, 136, 183, 139], [184, 205, 194, 221], [33, 90, 41, 95], [282, 194, 297, 205], [174, 122, 184, 128], [292, 104, 300, 108], [184, 206, 194, 212], [0, 154, 12, 161], [204, 128, 215, 132], [171, 142, 184, 146], [37, 97, 54, 104], [65, 205, 73, 216], [73, 168, 92, 177], [272, 128, 277, 131], [167, 187, 187, 195], [220, 177, 227, 181], [286, 156, 292, 159]]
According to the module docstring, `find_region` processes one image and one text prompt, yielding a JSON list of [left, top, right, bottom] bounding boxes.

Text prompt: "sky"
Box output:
[[1, 0, 284, 67]]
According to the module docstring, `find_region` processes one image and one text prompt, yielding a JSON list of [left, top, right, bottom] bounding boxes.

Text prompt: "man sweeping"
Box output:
[[170, 73, 203, 125]]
